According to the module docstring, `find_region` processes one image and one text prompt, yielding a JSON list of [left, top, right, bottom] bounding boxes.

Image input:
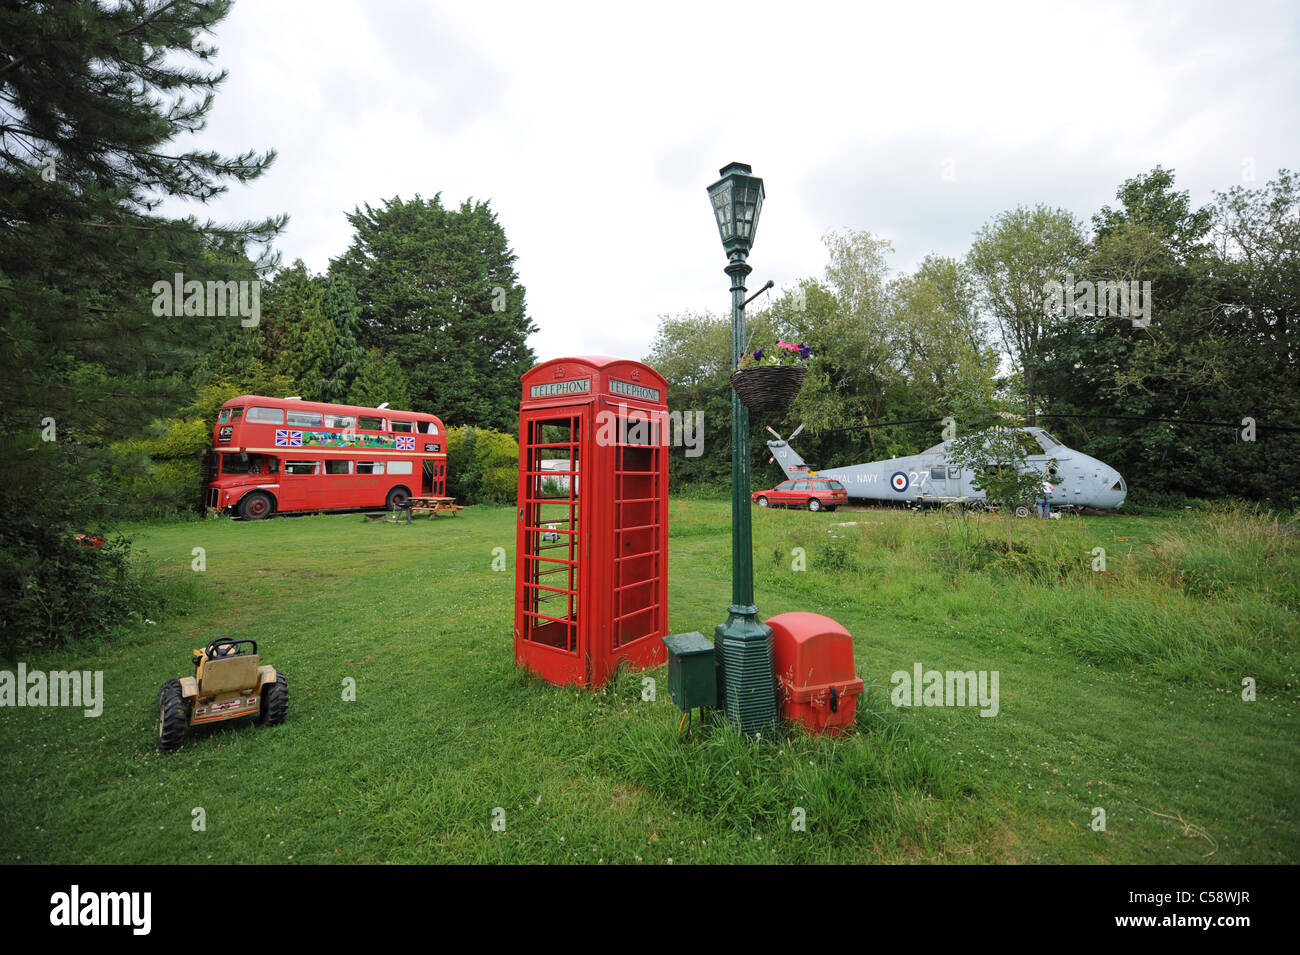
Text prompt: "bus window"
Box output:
[[390, 420, 413, 433], [387, 461, 413, 475], [247, 406, 284, 424], [284, 461, 320, 475], [325, 460, 351, 475], [222, 453, 251, 474], [418, 421, 439, 435], [225, 453, 276, 475], [358, 416, 384, 431], [356, 461, 385, 475], [325, 414, 354, 430], [286, 410, 323, 427], [218, 407, 243, 424]]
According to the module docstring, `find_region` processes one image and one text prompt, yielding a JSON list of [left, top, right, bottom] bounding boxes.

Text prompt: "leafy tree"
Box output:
[[644, 307, 776, 492], [947, 422, 1049, 546], [445, 425, 518, 504], [329, 194, 536, 430], [968, 205, 1087, 418], [1035, 167, 1298, 506], [888, 255, 995, 398]]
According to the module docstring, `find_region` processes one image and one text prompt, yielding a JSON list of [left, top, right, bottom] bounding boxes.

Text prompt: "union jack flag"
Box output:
[[275, 430, 303, 447], [396, 435, 415, 451]]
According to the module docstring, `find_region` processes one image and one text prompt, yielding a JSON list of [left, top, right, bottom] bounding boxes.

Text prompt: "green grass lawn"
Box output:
[[1, 500, 1296, 864]]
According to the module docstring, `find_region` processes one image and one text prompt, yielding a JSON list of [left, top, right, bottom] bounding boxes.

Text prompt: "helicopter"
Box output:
[[764, 424, 1127, 512]]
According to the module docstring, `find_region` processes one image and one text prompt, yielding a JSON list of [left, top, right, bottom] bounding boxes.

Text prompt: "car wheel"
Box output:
[[808, 498, 822, 512], [157, 678, 188, 752], [756, 496, 769, 508], [258, 671, 287, 726]]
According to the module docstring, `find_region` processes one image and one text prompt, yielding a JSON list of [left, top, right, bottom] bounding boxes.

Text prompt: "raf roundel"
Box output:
[[890, 471, 909, 493]]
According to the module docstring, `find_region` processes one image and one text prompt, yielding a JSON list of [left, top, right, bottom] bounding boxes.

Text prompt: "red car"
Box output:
[[753, 477, 848, 512]]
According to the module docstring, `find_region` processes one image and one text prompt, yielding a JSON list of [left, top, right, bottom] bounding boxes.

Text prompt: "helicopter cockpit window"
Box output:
[[1033, 430, 1062, 453]]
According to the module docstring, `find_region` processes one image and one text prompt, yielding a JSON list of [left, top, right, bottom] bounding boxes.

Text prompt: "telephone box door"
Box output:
[[515, 410, 586, 685]]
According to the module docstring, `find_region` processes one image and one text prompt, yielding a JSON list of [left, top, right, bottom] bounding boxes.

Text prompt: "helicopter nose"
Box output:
[[1106, 469, 1127, 507]]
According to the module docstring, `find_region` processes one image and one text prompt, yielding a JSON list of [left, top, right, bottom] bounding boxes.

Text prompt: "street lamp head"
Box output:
[[707, 162, 764, 256]]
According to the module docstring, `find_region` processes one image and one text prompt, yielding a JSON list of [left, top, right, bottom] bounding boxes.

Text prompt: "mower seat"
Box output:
[[200, 653, 261, 695]]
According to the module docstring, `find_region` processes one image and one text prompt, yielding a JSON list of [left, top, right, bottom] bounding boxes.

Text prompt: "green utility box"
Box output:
[[662, 631, 717, 711]]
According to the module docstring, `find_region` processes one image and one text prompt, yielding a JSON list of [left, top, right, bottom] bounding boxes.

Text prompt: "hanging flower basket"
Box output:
[[730, 363, 807, 415]]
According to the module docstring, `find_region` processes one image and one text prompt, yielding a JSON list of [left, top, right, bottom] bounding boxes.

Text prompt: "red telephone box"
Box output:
[[514, 356, 670, 687]]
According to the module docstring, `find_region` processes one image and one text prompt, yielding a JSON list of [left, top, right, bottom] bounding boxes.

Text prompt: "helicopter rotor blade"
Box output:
[[765, 426, 782, 440], [788, 423, 805, 442]]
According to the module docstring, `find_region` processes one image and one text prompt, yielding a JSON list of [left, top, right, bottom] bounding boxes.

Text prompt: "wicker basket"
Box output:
[[729, 364, 807, 415]]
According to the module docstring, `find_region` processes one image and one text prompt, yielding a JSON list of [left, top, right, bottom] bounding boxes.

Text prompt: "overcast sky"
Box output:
[[168, 0, 1300, 363]]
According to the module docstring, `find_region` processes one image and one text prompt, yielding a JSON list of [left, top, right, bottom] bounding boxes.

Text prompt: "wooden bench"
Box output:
[[407, 496, 463, 518]]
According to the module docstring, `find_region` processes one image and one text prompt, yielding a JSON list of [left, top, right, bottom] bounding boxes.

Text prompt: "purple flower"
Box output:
[[798, 344, 811, 359], [753, 348, 764, 361]]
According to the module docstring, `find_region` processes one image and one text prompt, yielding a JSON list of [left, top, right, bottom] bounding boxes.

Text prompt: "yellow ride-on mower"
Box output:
[[157, 638, 287, 751]]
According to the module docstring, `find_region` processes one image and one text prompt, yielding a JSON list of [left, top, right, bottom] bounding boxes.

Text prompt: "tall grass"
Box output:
[[750, 502, 1299, 685]]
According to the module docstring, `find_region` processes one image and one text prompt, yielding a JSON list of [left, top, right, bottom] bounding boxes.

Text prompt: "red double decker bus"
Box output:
[[202, 395, 447, 519]]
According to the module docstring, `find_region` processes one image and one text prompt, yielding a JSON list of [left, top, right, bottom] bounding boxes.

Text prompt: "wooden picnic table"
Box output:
[[406, 495, 463, 517]]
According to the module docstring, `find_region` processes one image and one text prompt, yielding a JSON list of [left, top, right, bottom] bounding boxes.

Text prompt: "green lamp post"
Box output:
[[706, 162, 777, 736]]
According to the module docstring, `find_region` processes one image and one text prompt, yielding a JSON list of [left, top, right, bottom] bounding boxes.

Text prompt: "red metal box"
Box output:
[[768, 612, 864, 735]]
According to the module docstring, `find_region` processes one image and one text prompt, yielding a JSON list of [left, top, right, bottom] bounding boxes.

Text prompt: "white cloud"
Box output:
[[163, 0, 1300, 366]]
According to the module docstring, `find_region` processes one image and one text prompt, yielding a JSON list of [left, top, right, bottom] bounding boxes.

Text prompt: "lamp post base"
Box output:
[[715, 605, 777, 736]]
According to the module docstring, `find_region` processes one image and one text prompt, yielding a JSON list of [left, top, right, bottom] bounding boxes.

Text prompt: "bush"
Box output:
[[446, 425, 519, 505], [0, 515, 157, 657]]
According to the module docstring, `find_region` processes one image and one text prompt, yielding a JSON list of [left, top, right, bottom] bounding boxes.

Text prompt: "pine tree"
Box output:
[[0, 0, 284, 650], [347, 349, 412, 410], [318, 273, 367, 403], [329, 194, 536, 429]]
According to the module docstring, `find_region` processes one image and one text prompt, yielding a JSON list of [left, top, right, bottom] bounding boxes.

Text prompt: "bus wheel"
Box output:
[[386, 486, 411, 509], [237, 492, 274, 521]]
